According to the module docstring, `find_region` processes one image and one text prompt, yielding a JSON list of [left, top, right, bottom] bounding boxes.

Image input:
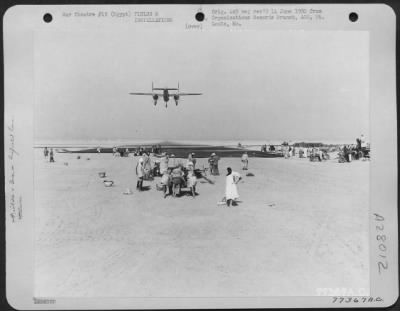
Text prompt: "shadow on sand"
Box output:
[[201, 176, 215, 184]]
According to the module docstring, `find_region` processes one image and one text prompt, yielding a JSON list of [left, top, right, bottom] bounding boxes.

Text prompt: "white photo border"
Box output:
[[3, 3, 398, 309]]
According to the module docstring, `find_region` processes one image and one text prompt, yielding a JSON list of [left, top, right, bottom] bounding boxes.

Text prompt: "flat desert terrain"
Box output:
[[34, 150, 369, 297]]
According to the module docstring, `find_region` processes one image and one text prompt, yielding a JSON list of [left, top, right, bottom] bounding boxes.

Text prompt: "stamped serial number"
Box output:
[[374, 213, 388, 274], [332, 296, 383, 304]]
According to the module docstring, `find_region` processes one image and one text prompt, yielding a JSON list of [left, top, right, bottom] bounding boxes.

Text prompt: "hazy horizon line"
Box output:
[[34, 138, 361, 147]]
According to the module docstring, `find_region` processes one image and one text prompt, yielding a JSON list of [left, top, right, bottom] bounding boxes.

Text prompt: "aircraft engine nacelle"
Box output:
[[174, 94, 179, 105], [153, 94, 159, 105]]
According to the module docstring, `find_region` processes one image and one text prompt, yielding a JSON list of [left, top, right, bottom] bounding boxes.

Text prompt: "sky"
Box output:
[[34, 29, 369, 144]]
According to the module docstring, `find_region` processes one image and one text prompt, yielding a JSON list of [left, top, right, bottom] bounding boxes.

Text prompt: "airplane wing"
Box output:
[[175, 93, 202, 96], [153, 88, 178, 91], [129, 93, 162, 96]]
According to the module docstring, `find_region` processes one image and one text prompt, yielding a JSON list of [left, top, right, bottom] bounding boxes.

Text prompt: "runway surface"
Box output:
[[34, 151, 369, 297]]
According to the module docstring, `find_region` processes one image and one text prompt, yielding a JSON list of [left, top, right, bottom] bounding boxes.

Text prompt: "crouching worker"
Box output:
[[171, 165, 186, 197], [160, 169, 172, 198]]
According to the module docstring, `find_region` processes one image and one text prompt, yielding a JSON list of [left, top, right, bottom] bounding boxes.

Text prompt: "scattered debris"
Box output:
[[64, 162, 69, 166], [103, 180, 114, 187], [246, 172, 255, 177], [123, 188, 133, 195], [77, 156, 81, 159], [98, 172, 106, 178], [217, 197, 227, 206]]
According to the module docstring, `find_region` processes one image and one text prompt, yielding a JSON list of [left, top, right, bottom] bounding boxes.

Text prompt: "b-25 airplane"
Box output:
[[129, 82, 202, 108]]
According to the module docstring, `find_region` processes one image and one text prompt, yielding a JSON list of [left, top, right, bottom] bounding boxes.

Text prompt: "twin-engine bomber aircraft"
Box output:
[[129, 82, 202, 108]]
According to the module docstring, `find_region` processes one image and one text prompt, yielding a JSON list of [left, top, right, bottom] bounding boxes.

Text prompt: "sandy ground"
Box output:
[[34, 150, 369, 297]]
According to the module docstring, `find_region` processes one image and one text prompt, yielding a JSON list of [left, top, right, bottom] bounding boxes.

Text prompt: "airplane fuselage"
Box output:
[[163, 89, 169, 102]]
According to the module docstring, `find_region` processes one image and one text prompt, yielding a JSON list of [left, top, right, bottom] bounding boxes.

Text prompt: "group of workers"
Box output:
[[43, 147, 55, 162], [279, 135, 370, 163], [136, 152, 199, 197], [109, 145, 163, 158], [260, 144, 276, 152], [277, 145, 329, 161], [340, 135, 369, 162], [135, 151, 243, 205], [132, 145, 163, 156], [208, 153, 220, 175], [45, 136, 370, 207]]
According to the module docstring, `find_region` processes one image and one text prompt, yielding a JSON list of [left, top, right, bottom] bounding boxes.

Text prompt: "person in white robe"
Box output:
[[225, 167, 242, 207]]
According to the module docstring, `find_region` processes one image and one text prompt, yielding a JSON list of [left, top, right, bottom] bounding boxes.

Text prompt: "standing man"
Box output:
[[360, 134, 367, 158], [160, 153, 169, 175], [136, 157, 144, 191], [187, 153, 194, 169], [225, 167, 242, 207], [212, 153, 220, 175], [142, 152, 152, 180], [208, 153, 220, 176], [49, 148, 55, 163], [284, 146, 289, 159], [43, 147, 49, 159], [186, 162, 197, 198], [347, 145, 353, 162], [191, 153, 197, 169], [187, 152, 197, 169], [356, 137, 362, 151], [343, 145, 351, 162], [160, 169, 172, 198], [208, 153, 215, 174], [241, 151, 249, 170]]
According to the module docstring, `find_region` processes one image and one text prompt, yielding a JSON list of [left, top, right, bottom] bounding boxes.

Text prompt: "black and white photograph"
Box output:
[[3, 4, 398, 309]]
